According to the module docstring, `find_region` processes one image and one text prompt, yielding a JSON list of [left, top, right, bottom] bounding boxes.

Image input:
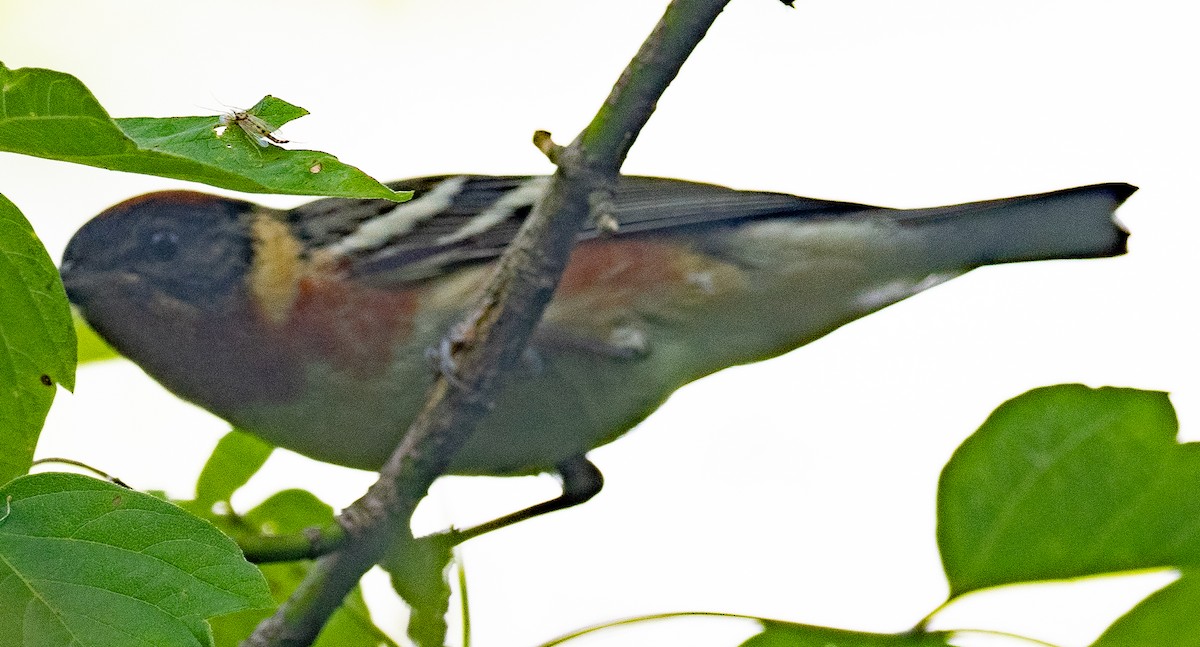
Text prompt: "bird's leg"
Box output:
[[445, 455, 604, 543]]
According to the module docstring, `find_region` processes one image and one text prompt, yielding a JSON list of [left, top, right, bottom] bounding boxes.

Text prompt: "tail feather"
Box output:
[[891, 183, 1134, 268]]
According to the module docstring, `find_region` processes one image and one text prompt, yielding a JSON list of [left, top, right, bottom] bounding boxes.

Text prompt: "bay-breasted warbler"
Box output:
[[61, 175, 1134, 527]]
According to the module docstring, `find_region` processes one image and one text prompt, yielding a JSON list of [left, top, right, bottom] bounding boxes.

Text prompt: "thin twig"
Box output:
[[238, 524, 346, 563], [31, 457, 131, 488], [243, 1, 732, 644]]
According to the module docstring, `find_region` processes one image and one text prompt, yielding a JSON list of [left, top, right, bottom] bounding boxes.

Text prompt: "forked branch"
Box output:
[[244, 1, 734, 644]]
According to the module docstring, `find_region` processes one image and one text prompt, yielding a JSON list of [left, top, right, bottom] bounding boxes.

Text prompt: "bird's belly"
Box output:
[[232, 221, 955, 475]]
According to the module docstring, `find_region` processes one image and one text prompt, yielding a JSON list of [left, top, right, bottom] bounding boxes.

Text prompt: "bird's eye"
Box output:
[[147, 230, 181, 261]]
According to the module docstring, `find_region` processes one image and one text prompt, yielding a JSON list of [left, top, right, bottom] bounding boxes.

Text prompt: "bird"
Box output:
[[61, 175, 1134, 534]]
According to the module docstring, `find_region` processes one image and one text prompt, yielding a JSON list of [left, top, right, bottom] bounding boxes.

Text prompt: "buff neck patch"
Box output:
[[249, 212, 305, 325]]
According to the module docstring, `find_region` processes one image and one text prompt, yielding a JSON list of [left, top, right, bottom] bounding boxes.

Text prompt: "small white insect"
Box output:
[[218, 109, 288, 148]]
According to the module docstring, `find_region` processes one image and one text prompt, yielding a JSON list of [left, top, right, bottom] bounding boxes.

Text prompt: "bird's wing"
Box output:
[[287, 174, 879, 284]]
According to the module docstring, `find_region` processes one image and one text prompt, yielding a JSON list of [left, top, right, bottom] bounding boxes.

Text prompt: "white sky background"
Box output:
[[2, 1, 1198, 645]]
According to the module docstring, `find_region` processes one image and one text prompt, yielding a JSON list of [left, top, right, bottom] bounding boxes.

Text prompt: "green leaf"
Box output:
[[238, 95, 310, 132], [381, 533, 455, 647], [1093, 571, 1200, 647], [0, 193, 75, 484], [181, 488, 337, 557], [211, 578, 396, 647], [0, 473, 271, 647], [193, 431, 274, 510], [206, 490, 398, 647], [0, 62, 409, 201], [74, 312, 118, 364], [313, 587, 400, 647], [740, 621, 952, 647], [937, 384, 1200, 596], [239, 488, 333, 538]]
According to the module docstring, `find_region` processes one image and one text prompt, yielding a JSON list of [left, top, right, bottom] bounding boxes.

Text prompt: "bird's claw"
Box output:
[[426, 322, 470, 388]]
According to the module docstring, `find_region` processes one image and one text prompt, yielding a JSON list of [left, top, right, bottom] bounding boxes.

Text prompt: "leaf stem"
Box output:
[[947, 629, 1064, 647], [30, 457, 130, 488]]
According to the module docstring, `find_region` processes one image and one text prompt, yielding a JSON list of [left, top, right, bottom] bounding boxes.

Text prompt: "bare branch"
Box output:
[[532, 129, 563, 163], [244, 1, 732, 644]]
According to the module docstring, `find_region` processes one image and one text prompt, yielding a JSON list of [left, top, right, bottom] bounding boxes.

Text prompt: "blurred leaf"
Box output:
[[0, 62, 410, 201], [1092, 571, 1200, 646], [74, 311, 119, 364], [174, 436, 394, 646], [193, 430, 274, 510], [0, 473, 271, 647], [0, 193, 75, 484], [740, 621, 952, 647], [938, 384, 1200, 596], [212, 576, 396, 647], [381, 532, 455, 647], [241, 488, 333, 536], [206, 490, 398, 647], [315, 586, 400, 647]]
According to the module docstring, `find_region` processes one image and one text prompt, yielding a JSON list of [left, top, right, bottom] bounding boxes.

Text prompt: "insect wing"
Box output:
[[218, 110, 286, 147]]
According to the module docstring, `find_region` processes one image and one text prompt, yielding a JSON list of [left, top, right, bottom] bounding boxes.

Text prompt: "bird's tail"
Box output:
[[891, 183, 1135, 269]]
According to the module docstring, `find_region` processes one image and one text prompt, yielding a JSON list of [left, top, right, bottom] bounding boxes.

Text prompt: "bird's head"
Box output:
[[61, 191, 257, 318]]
